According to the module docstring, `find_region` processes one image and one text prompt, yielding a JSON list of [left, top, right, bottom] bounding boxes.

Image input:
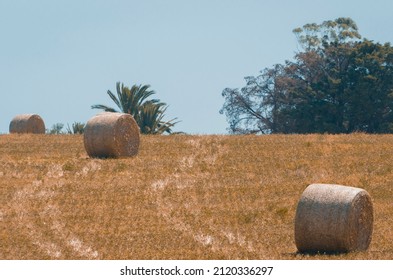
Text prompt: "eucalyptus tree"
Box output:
[[221, 17, 393, 134]]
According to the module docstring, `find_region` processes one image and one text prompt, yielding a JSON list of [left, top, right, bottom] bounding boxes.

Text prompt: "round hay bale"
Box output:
[[9, 114, 45, 134], [294, 184, 373, 253], [84, 112, 140, 158]]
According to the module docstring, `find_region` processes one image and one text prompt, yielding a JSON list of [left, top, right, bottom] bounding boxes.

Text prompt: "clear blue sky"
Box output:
[[1, 0, 392, 134]]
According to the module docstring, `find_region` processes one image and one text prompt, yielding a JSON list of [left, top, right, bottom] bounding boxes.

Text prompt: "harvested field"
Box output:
[[0, 133, 393, 259]]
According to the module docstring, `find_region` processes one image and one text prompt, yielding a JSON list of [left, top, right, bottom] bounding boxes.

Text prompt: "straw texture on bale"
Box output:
[[84, 112, 140, 158], [9, 114, 45, 134], [295, 184, 373, 253]]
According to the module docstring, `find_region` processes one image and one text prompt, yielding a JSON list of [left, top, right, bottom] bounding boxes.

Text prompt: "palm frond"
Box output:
[[91, 104, 118, 112], [107, 89, 122, 111], [117, 82, 127, 113]]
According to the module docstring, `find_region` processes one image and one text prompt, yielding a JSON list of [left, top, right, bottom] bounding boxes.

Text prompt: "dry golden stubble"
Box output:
[[1, 133, 393, 259]]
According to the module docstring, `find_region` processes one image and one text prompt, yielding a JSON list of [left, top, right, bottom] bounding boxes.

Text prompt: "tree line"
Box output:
[[220, 18, 393, 134]]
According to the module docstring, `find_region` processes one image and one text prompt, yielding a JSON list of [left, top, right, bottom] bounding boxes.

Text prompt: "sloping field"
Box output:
[[0, 133, 392, 260]]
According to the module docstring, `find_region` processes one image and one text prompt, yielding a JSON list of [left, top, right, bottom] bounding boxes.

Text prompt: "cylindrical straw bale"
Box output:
[[295, 184, 373, 253], [9, 114, 45, 134], [84, 112, 140, 158]]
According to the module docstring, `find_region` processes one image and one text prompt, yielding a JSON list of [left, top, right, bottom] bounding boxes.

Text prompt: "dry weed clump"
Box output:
[[295, 184, 373, 253], [9, 114, 45, 134], [84, 112, 140, 158]]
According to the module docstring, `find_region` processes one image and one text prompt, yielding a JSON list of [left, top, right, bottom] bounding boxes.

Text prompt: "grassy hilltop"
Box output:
[[0, 133, 392, 259]]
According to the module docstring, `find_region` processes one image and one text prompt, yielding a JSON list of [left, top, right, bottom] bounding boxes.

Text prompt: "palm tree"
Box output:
[[138, 101, 178, 134], [91, 82, 178, 134]]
